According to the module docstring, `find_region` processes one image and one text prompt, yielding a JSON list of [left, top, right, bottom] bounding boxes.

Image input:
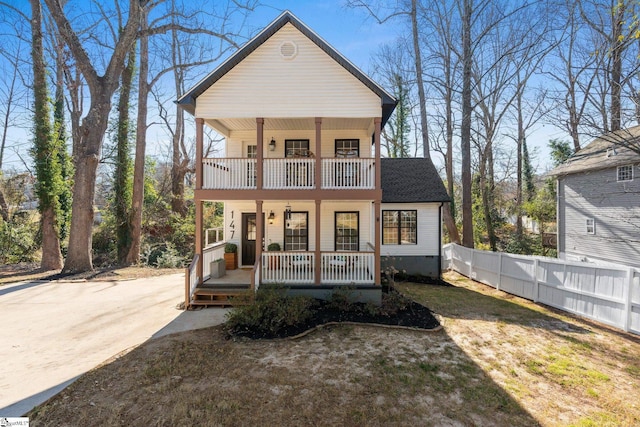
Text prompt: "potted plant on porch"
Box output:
[[267, 242, 281, 269], [224, 243, 238, 270]]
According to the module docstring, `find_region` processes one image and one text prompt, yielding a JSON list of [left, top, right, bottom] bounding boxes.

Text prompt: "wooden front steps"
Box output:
[[191, 284, 252, 307]]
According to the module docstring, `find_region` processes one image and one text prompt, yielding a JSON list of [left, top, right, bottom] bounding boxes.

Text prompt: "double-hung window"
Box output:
[[383, 210, 417, 245], [586, 218, 595, 235], [284, 212, 308, 251], [335, 212, 359, 251]]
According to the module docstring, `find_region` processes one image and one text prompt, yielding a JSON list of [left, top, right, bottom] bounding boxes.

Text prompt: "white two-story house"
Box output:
[[178, 11, 449, 307]]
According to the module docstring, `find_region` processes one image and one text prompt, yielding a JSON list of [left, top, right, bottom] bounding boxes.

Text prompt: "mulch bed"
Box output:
[[227, 289, 441, 340]]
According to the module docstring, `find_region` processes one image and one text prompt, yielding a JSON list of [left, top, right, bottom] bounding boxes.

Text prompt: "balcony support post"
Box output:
[[374, 117, 382, 286], [195, 118, 204, 284], [315, 117, 322, 189], [256, 200, 263, 284], [315, 199, 321, 285], [256, 118, 264, 190]]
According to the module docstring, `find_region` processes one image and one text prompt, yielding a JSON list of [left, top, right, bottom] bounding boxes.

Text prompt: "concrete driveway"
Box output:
[[0, 274, 229, 416]]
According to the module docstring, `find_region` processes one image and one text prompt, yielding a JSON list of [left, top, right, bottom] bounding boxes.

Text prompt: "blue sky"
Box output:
[[0, 0, 562, 174], [237, 1, 401, 75]]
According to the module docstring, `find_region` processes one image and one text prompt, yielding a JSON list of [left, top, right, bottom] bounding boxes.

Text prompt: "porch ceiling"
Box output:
[[205, 117, 374, 136]]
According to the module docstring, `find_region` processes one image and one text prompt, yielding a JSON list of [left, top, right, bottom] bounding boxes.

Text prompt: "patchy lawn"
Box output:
[[28, 271, 640, 426], [0, 264, 183, 285]]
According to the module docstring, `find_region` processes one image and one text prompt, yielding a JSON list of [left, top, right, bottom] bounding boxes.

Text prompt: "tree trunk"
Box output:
[[461, 0, 474, 248], [41, 207, 63, 270], [125, 8, 149, 265], [116, 47, 136, 264], [411, 0, 430, 159], [64, 144, 100, 272], [610, 2, 623, 132], [516, 84, 524, 237]]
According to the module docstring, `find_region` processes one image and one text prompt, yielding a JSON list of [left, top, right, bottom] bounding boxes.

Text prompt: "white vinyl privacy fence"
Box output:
[[442, 244, 640, 335]]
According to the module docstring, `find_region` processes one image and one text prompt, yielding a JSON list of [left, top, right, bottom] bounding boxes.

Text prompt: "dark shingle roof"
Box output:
[[177, 10, 397, 125], [548, 125, 640, 177], [381, 158, 450, 203]]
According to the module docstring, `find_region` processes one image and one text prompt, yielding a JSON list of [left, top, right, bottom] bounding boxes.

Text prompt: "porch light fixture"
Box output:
[[285, 203, 291, 218], [268, 210, 275, 225], [269, 137, 276, 151]]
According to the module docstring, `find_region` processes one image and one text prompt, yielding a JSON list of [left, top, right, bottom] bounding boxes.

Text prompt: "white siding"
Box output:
[[224, 129, 373, 158], [195, 23, 381, 119], [380, 203, 440, 257], [559, 165, 640, 268]]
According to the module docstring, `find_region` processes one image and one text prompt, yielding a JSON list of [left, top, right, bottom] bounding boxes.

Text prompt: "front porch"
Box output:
[[185, 244, 379, 307]]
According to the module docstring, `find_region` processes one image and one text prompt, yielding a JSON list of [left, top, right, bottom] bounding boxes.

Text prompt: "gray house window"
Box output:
[[617, 165, 633, 182], [586, 218, 595, 234]]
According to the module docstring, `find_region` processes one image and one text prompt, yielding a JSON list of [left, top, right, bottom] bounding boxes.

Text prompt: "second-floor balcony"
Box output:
[[202, 157, 375, 190]]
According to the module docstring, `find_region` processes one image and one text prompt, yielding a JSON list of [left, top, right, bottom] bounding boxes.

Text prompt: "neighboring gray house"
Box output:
[[549, 126, 640, 268]]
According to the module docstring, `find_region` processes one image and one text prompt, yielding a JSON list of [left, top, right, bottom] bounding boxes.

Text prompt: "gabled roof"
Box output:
[[381, 158, 451, 203], [177, 10, 397, 125], [549, 125, 640, 177]]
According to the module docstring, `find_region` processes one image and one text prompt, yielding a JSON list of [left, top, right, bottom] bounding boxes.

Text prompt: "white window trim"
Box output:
[[617, 165, 633, 182], [586, 218, 595, 235]]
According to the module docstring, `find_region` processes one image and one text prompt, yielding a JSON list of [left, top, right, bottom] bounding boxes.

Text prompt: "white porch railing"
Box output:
[[260, 251, 375, 285], [184, 254, 200, 308], [263, 158, 315, 189], [203, 158, 256, 189], [322, 158, 374, 189], [205, 227, 223, 247], [202, 242, 225, 281], [321, 252, 374, 284], [261, 252, 315, 284]]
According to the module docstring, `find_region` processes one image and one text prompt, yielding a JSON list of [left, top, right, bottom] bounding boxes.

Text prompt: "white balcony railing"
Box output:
[[260, 251, 375, 285], [202, 158, 375, 190], [322, 158, 374, 189], [263, 158, 315, 189], [203, 158, 257, 189]]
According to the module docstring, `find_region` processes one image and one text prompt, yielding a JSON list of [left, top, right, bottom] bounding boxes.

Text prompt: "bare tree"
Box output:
[[43, 0, 146, 272], [30, 0, 63, 270]]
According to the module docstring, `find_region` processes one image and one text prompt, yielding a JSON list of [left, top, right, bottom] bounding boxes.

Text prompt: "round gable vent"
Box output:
[[279, 41, 298, 59]]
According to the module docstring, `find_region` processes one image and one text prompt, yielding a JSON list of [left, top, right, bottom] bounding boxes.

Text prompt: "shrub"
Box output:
[[225, 287, 315, 337], [267, 242, 281, 251], [0, 213, 39, 263], [225, 242, 237, 253]]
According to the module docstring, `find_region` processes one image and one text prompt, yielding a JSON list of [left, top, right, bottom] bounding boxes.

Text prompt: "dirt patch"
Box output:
[[26, 271, 640, 426]]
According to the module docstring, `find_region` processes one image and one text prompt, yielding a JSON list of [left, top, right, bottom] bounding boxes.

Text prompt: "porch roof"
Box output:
[[177, 10, 397, 126], [381, 158, 450, 203]]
